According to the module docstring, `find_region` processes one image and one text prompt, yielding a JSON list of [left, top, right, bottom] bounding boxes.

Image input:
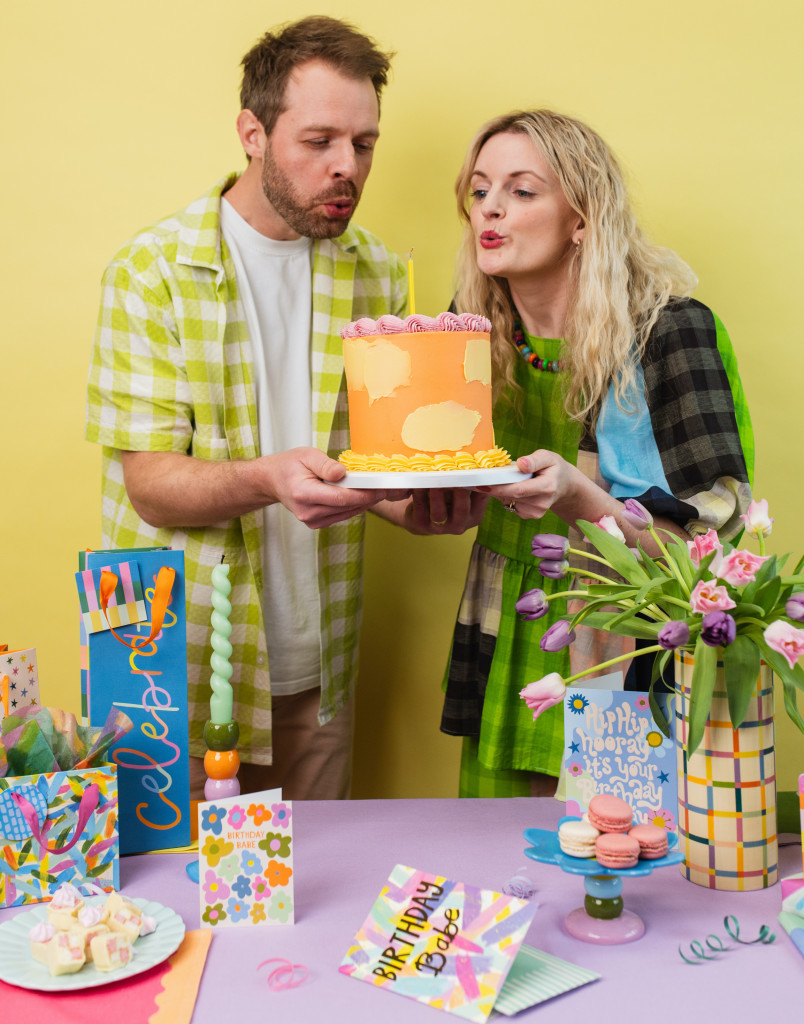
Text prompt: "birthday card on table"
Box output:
[[197, 787, 294, 929], [563, 687, 677, 830], [340, 864, 547, 1021]]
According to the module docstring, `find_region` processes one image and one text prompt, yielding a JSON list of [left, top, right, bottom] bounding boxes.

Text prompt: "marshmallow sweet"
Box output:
[[90, 932, 134, 972]]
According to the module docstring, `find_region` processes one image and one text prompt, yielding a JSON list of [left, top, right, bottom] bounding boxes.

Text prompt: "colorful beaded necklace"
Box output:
[[513, 317, 562, 373]]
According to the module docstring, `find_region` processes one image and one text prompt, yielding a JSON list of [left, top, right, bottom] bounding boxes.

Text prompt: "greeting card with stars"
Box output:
[[197, 788, 294, 930], [563, 686, 677, 830], [0, 646, 40, 721]]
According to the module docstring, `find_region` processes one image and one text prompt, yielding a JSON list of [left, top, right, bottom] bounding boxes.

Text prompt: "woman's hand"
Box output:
[[478, 450, 583, 520]]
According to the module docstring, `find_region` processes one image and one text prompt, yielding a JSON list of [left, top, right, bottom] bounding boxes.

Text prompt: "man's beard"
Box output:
[[261, 145, 359, 239]]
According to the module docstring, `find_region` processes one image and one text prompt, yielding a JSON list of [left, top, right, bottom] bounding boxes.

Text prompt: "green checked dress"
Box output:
[[441, 299, 754, 797]]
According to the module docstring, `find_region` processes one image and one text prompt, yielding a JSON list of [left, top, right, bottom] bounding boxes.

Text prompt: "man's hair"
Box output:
[[240, 16, 394, 136]]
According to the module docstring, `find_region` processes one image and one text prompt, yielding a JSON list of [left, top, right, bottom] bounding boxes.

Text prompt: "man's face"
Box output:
[[261, 60, 380, 239]]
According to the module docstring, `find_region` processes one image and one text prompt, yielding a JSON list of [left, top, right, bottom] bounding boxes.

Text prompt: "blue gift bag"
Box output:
[[77, 548, 190, 854]]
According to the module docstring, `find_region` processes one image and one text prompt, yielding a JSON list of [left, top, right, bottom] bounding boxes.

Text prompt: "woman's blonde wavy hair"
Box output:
[[454, 110, 698, 429]]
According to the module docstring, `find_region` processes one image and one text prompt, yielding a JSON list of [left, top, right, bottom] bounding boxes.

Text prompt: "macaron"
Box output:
[[595, 832, 640, 870], [587, 794, 633, 833], [558, 820, 600, 858], [628, 824, 668, 860]]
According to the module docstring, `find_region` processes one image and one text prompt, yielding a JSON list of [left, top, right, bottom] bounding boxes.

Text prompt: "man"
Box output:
[[85, 17, 408, 801]]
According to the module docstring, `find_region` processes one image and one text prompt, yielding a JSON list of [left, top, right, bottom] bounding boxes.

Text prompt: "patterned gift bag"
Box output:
[[0, 763, 119, 908]]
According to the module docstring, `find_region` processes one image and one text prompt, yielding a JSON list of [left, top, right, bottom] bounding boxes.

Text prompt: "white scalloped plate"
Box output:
[[0, 896, 185, 991], [329, 466, 531, 489]]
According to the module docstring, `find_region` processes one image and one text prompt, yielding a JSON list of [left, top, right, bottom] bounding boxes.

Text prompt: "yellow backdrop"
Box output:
[[3, 1, 802, 798]]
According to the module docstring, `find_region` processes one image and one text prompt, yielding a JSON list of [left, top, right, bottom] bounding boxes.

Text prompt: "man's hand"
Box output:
[[121, 447, 395, 530]]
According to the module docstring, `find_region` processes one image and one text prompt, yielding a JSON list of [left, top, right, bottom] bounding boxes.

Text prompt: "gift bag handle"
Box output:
[[10, 783, 100, 854], [99, 565, 176, 651]]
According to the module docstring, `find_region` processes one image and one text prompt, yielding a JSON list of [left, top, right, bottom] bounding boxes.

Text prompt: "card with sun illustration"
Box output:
[[563, 687, 677, 830]]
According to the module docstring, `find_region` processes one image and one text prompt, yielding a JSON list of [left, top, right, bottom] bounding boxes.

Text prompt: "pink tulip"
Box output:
[[717, 548, 770, 586], [764, 620, 804, 670], [690, 580, 736, 614], [519, 673, 566, 722], [595, 515, 626, 543], [687, 529, 723, 573], [740, 499, 774, 538]]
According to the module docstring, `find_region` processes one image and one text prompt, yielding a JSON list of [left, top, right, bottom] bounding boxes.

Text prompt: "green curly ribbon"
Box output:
[[679, 915, 776, 964]]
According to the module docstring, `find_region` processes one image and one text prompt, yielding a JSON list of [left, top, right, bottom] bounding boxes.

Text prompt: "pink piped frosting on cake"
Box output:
[[340, 312, 491, 339]]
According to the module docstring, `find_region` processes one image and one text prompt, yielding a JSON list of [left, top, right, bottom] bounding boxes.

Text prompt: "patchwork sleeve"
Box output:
[[638, 298, 752, 539], [86, 250, 193, 455]]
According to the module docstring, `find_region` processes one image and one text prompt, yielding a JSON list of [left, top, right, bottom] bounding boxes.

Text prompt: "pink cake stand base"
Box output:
[[565, 907, 646, 944]]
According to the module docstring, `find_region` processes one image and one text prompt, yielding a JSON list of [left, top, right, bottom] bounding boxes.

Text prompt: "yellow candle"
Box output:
[[408, 248, 416, 315]]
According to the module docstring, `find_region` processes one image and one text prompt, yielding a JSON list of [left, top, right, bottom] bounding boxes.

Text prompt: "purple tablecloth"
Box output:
[[3, 799, 801, 1020]]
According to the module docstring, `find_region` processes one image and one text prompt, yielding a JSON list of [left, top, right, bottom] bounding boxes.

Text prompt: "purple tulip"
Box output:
[[621, 498, 653, 531], [539, 559, 569, 580], [540, 620, 577, 652], [531, 533, 570, 560], [786, 594, 804, 623], [515, 589, 549, 620], [658, 620, 691, 650], [700, 610, 737, 648]]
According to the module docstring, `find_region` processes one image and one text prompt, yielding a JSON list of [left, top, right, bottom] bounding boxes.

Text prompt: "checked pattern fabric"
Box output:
[[675, 651, 777, 891], [86, 176, 406, 763]]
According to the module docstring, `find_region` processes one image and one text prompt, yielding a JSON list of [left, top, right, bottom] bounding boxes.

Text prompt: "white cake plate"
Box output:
[[329, 466, 531, 490]]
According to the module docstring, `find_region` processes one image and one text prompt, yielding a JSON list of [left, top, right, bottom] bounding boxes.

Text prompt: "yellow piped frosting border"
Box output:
[[338, 447, 512, 471]]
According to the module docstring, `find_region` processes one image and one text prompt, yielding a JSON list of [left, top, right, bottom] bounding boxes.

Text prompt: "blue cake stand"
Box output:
[[524, 816, 684, 944]]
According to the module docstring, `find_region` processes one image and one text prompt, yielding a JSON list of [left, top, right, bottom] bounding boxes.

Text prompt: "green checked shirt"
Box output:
[[86, 175, 407, 764]]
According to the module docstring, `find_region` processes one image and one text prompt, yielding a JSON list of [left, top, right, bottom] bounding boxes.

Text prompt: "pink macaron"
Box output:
[[595, 832, 640, 869], [587, 794, 633, 833], [628, 824, 669, 860]]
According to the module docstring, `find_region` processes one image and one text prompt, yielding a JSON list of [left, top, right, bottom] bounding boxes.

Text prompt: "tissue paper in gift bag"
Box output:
[[0, 762, 119, 908]]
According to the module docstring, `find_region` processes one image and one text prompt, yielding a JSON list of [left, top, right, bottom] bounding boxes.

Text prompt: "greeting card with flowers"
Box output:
[[197, 788, 294, 929], [563, 688, 677, 830]]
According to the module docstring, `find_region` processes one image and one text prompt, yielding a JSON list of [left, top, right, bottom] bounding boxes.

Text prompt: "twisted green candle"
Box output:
[[209, 563, 234, 725]]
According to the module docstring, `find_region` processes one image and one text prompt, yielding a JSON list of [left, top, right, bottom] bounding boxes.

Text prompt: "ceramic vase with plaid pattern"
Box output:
[[674, 651, 777, 890]]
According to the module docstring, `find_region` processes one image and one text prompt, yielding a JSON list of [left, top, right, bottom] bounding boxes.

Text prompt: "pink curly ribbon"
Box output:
[[258, 957, 310, 990]]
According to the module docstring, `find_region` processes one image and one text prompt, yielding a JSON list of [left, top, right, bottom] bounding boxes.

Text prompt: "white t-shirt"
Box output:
[[220, 198, 320, 695]]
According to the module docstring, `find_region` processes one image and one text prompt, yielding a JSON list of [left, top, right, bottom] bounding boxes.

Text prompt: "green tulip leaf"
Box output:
[[723, 636, 761, 728], [780, 676, 804, 736], [587, 584, 640, 598], [649, 661, 673, 738], [633, 576, 673, 605], [754, 576, 782, 615], [663, 535, 695, 589], [576, 520, 650, 583], [574, 611, 661, 640], [567, 598, 639, 632], [635, 542, 667, 580], [686, 638, 717, 755]]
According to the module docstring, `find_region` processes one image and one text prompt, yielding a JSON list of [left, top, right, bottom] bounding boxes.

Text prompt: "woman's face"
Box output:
[[469, 132, 583, 284]]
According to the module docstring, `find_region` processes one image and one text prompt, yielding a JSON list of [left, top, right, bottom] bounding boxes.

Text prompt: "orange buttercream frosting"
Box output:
[[339, 312, 510, 470]]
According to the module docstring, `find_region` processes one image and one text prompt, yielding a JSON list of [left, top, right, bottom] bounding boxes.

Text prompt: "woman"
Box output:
[[441, 110, 753, 797]]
